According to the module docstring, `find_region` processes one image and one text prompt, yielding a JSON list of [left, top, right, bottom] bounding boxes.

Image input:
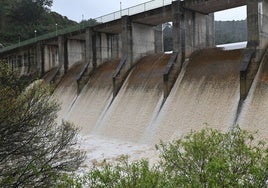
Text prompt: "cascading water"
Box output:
[[54, 62, 85, 120], [237, 51, 268, 141], [52, 48, 266, 170], [149, 48, 243, 144], [66, 59, 120, 134], [94, 53, 170, 142]]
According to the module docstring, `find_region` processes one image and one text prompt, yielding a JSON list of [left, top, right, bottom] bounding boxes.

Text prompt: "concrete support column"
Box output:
[[172, 1, 184, 63], [206, 14, 215, 47], [121, 16, 133, 69], [247, 0, 268, 53], [36, 43, 45, 75], [58, 36, 68, 74], [112, 34, 120, 58], [240, 0, 268, 101], [154, 25, 163, 53], [27, 50, 31, 73], [94, 32, 102, 66], [85, 28, 93, 68], [247, 0, 259, 48]]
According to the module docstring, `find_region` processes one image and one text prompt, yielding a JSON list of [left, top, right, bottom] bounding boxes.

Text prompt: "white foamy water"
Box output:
[[76, 134, 158, 174], [66, 60, 119, 134], [149, 49, 243, 144], [54, 62, 85, 120], [94, 54, 170, 143]]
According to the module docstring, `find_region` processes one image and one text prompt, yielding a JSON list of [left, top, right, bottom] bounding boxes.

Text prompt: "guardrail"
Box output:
[[95, 0, 175, 23], [0, 0, 176, 54]]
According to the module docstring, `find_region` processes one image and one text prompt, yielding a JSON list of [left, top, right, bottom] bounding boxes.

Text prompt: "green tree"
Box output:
[[157, 125, 268, 187], [62, 156, 165, 188], [0, 61, 85, 187], [0, 0, 76, 45]]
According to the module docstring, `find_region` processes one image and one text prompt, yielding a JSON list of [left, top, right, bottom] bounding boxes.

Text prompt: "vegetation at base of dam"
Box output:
[[60, 125, 268, 188], [0, 61, 85, 187]]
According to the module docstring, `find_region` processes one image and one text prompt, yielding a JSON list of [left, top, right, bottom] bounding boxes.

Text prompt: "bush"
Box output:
[[0, 62, 85, 187], [71, 126, 268, 187]]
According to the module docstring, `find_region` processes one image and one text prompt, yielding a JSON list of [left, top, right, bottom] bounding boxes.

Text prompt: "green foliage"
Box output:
[[66, 125, 268, 187], [157, 125, 268, 187], [0, 0, 76, 45], [0, 61, 85, 187], [75, 156, 165, 188]]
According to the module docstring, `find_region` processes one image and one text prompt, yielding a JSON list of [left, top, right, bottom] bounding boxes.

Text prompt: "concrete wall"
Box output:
[[94, 32, 120, 66], [258, 0, 268, 50], [112, 34, 120, 58], [247, 0, 268, 52], [67, 39, 85, 67], [44, 45, 58, 72], [171, 1, 214, 61], [182, 9, 215, 58], [132, 22, 155, 63], [154, 25, 163, 53]]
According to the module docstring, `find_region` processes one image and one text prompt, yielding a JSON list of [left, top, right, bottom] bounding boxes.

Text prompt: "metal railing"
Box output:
[[0, 0, 176, 54], [95, 0, 175, 23]]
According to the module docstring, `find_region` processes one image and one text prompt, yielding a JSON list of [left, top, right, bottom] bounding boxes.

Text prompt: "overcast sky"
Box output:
[[51, 0, 247, 22]]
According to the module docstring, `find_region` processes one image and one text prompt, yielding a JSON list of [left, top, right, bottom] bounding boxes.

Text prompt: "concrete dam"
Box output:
[[1, 0, 268, 160], [50, 46, 268, 145]]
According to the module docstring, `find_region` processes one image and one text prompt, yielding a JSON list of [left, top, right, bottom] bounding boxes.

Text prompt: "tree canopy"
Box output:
[[0, 61, 85, 187], [0, 0, 76, 45]]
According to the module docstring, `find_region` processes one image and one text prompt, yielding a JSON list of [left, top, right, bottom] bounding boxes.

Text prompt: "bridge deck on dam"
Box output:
[[184, 0, 246, 14]]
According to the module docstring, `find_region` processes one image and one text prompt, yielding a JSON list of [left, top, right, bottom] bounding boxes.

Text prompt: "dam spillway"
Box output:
[[94, 53, 170, 142], [51, 47, 268, 149], [66, 59, 120, 134], [237, 51, 268, 141], [150, 48, 243, 143], [54, 62, 86, 119]]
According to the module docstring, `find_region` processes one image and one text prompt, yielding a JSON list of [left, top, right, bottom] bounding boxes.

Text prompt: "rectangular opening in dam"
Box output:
[[215, 6, 247, 46]]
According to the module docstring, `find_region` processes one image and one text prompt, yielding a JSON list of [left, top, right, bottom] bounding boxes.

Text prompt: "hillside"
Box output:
[[163, 20, 247, 51], [0, 0, 77, 46], [215, 20, 247, 45]]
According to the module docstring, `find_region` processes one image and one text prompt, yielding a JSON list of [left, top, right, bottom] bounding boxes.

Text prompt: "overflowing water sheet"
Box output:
[[150, 48, 243, 144], [66, 59, 120, 134], [94, 53, 170, 142], [54, 62, 85, 120], [53, 47, 250, 170]]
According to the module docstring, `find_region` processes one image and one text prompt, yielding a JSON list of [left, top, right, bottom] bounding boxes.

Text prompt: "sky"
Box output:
[[51, 0, 247, 23]]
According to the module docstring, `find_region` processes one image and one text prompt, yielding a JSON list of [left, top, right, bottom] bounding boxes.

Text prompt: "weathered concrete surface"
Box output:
[[67, 39, 85, 67], [44, 45, 58, 72], [184, 0, 246, 14], [132, 22, 155, 62], [240, 0, 268, 101]]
